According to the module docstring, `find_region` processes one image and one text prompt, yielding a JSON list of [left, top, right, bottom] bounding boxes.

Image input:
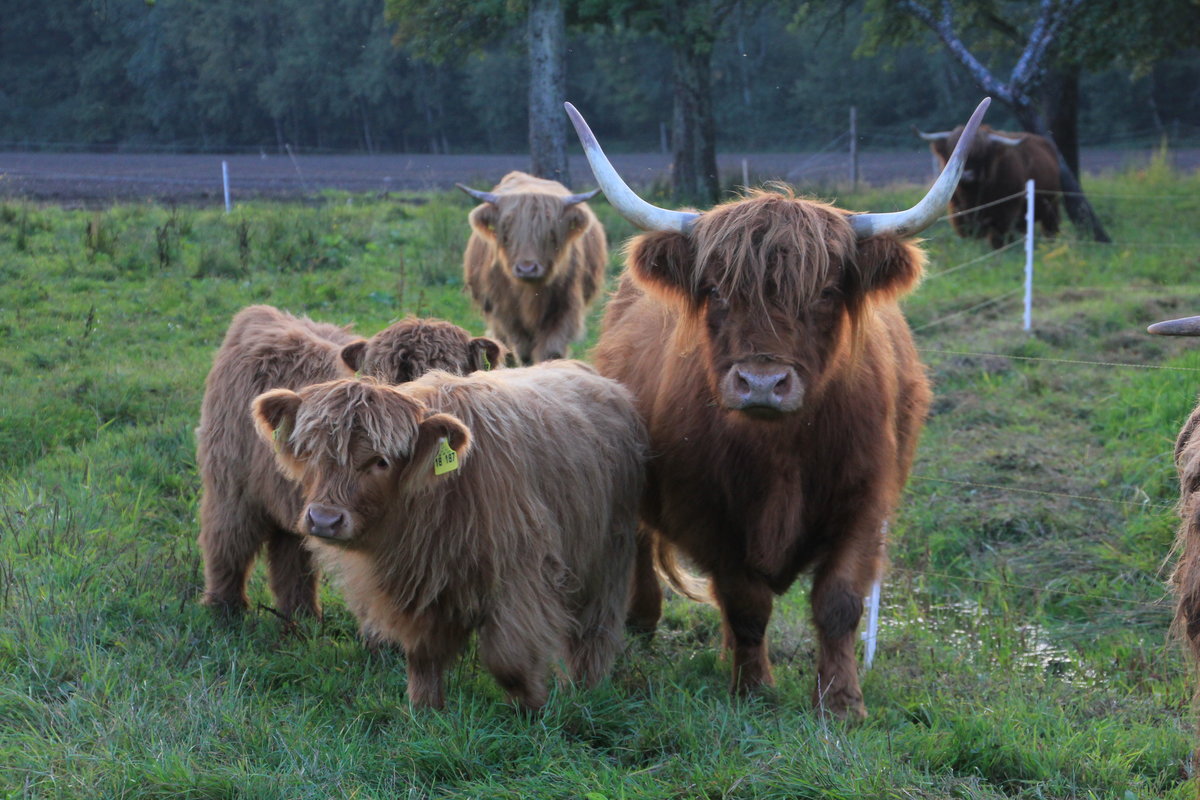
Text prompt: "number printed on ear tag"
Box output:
[[433, 437, 459, 475]]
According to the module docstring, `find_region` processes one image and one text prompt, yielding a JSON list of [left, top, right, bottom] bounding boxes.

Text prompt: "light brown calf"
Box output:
[[251, 362, 645, 710], [196, 305, 501, 618]]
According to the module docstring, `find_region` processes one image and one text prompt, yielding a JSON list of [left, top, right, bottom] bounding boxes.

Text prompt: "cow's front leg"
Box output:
[[626, 526, 663, 635], [712, 568, 775, 695], [530, 313, 580, 363], [810, 557, 874, 720]]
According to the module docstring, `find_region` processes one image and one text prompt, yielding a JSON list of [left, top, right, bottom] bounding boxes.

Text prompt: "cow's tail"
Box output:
[[1171, 408, 1200, 665], [654, 538, 714, 605]]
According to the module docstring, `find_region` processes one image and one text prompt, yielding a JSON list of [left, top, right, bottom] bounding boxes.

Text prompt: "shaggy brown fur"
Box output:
[[594, 189, 932, 719], [925, 124, 1062, 249], [251, 362, 645, 711], [1172, 403, 1200, 660], [462, 171, 607, 364], [196, 305, 501, 618]]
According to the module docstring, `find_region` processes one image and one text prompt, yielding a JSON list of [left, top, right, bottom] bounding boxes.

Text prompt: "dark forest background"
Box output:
[[2, 0, 1197, 155]]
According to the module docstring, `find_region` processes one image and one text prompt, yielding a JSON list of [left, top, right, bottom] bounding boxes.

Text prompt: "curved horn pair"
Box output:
[[566, 98, 991, 240], [1148, 316, 1200, 336], [988, 132, 1024, 147], [456, 183, 600, 207], [916, 128, 952, 141]]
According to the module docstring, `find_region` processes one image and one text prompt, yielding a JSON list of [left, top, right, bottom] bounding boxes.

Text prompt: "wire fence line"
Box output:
[[918, 347, 1200, 373], [911, 288, 1024, 333], [908, 474, 1177, 513], [887, 566, 1170, 611]]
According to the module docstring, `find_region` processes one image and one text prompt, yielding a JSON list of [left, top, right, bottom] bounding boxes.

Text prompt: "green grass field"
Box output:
[[2, 157, 1198, 799]]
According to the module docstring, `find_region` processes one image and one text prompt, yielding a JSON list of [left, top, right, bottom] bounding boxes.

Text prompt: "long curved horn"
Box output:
[[915, 128, 952, 141], [1148, 315, 1200, 336], [850, 97, 991, 240], [455, 183, 500, 205], [561, 188, 600, 206], [988, 132, 1024, 146], [564, 102, 700, 233]]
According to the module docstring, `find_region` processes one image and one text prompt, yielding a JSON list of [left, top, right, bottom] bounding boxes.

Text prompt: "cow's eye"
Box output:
[[369, 457, 389, 472]]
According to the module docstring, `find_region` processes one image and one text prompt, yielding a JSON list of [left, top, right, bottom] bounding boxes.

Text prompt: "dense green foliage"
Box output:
[[1, 161, 1198, 796], [1, 0, 1197, 153]]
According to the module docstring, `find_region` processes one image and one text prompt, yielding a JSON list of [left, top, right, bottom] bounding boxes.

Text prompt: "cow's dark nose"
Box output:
[[513, 260, 545, 280], [723, 364, 802, 413], [305, 504, 347, 539]]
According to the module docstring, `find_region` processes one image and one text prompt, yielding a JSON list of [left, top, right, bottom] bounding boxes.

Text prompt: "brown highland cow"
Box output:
[[459, 171, 607, 365], [251, 361, 645, 710], [196, 304, 502, 618], [567, 99, 990, 718], [1147, 313, 1200, 666]]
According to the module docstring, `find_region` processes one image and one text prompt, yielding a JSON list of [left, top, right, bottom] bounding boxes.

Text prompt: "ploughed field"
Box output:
[[1, 156, 1198, 798], [2, 145, 1199, 205]]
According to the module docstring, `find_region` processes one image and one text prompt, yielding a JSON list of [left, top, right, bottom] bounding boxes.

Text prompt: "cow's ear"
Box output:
[[563, 205, 589, 236], [252, 388, 302, 457], [469, 337, 504, 371], [340, 340, 368, 373], [409, 412, 472, 486], [852, 235, 926, 301], [468, 203, 499, 240], [626, 231, 697, 306]]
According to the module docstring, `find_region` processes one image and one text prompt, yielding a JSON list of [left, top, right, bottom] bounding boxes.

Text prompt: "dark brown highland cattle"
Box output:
[[250, 362, 646, 710], [196, 305, 502, 618], [1147, 313, 1200, 666], [459, 171, 607, 364], [918, 123, 1061, 249], [567, 98, 991, 718]]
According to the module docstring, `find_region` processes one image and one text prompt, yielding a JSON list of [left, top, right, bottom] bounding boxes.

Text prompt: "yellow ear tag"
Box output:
[[433, 437, 459, 476], [480, 351, 491, 371]]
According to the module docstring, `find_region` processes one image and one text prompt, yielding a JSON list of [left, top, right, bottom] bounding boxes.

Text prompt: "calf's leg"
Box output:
[[405, 622, 469, 710], [266, 528, 321, 619], [810, 552, 875, 720], [198, 501, 265, 616]]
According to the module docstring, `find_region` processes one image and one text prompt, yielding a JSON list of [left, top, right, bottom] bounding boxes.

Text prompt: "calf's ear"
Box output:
[[467, 203, 499, 240], [469, 337, 504, 371], [852, 235, 926, 301], [252, 389, 302, 451], [407, 412, 472, 487], [340, 340, 368, 373], [626, 231, 697, 307]]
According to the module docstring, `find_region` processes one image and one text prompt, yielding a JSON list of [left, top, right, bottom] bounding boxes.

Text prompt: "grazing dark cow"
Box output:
[[1147, 313, 1200, 664], [567, 98, 990, 718], [917, 123, 1061, 249], [196, 305, 502, 619], [458, 171, 607, 364], [251, 362, 645, 710]]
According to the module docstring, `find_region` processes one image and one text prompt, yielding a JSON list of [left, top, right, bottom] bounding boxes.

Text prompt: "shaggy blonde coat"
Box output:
[[252, 361, 645, 710]]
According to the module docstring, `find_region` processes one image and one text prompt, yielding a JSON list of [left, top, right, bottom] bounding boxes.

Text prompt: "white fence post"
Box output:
[[1024, 178, 1034, 331], [222, 160, 231, 214], [862, 519, 886, 669], [849, 106, 859, 190], [742, 158, 749, 189]]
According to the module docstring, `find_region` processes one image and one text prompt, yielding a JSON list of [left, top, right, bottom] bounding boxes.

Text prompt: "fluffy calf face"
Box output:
[[252, 379, 470, 546], [468, 194, 592, 283], [627, 191, 924, 418], [340, 319, 503, 383]]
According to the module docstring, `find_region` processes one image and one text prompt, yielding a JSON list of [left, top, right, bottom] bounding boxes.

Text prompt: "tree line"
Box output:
[[2, 1, 1196, 168]]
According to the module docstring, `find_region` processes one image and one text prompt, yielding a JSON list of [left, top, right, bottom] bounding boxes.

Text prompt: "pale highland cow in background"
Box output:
[[251, 362, 645, 710], [196, 305, 501, 619], [459, 171, 607, 365]]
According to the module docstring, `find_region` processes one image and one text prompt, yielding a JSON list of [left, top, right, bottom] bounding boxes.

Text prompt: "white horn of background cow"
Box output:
[[1148, 315, 1200, 336], [561, 188, 601, 206], [456, 183, 501, 205], [564, 102, 700, 233], [988, 132, 1024, 146], [849, 97, 991, 240], [916, 129, 952, 141]]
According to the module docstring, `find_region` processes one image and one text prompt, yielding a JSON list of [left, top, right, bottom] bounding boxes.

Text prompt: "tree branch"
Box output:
[[1009, 0, 1081, 101], [896, 0, 1012, 104]]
